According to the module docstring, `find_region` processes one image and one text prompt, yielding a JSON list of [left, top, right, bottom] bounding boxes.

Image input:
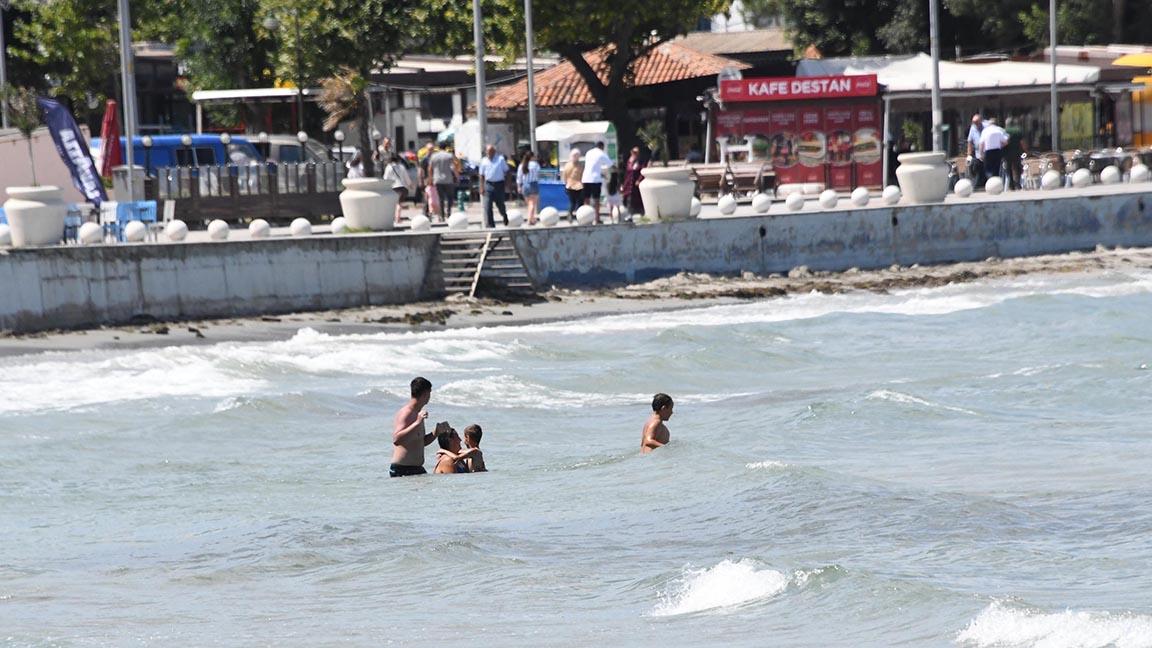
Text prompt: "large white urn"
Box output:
[[339, 177, 397, 231], [895, 151, 950, 204], [3, 186, 66, 247], [638, 166, 695, 221]]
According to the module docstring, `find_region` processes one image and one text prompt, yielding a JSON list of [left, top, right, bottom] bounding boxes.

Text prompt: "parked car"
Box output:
[[89, 134, 262, 176], [253, 135, 332, 164]]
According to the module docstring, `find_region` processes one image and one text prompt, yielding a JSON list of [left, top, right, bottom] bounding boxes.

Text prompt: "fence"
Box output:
[[147, 162, 346, 225]]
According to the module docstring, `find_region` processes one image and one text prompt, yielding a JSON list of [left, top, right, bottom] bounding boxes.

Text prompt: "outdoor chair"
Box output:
[[100, 200, 159, 242], [0, 207, 6, 225]]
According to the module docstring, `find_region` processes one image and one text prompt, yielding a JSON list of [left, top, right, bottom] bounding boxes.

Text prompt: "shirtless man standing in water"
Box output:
[[641, 393, 674, 454], [390, 376, 446, 477]]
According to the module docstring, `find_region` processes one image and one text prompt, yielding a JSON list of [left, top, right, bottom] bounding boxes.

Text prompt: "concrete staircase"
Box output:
[[440, 232, 535, 298]]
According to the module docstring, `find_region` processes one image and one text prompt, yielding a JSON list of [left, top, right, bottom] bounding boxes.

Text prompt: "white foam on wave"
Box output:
[[745, 460, 790, 470], [866, 389, 979, 416], [957, 601, 1152, 648], [435, 375, 752, 410], [651, 559, 792, 616]]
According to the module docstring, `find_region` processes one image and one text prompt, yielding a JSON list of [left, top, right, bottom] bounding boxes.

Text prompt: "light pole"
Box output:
[[180, 133, 194, 167], [472, 0, 487, 153], [263, 9, 305, 134], [141, 135, 153, 176], [524, 0, 537, 153], [1, 0, 10, 130], [1050, 0, 1059, 152], [116, 0, 138, 203], [296, 130, 308, 163], [334, 129, 345, 161], [928, 0, 943, 152]]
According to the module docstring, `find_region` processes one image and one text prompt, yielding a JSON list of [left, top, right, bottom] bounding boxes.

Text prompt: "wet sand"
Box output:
[[2, 244, 1148, 358]]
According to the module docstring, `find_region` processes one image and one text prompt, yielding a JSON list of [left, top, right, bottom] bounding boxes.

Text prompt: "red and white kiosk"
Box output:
[[715, 74, 884, 189]]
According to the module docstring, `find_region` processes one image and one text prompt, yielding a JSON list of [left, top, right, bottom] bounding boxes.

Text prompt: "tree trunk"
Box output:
[[27, 138, 38, 186], [358, 95, 375, 178], [1112, 0, 1126, 42]]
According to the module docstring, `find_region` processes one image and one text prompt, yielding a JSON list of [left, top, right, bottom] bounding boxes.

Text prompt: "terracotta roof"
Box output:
[[487, 41, 749, 111], [674, 28, 792, 56]]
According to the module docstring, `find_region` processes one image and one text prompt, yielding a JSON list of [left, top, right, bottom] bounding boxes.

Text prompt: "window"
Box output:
[[175, 147, 216, 165]]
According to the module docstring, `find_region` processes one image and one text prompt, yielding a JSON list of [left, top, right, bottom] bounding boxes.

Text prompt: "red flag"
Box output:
[[99, 99, 122, 179]]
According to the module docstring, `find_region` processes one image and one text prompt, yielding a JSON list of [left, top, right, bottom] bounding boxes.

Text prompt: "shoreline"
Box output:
[[2, 244, 1149, 358]]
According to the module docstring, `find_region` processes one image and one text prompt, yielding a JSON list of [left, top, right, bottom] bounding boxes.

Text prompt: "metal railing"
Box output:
[[153, 161, 346, 200]]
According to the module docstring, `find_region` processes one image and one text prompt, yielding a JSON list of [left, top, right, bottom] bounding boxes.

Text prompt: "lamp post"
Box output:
[[180, 133, 194, 167], [1050, 0, 1059, 152], [116, 0, 138, 203], [1, 0, 10, 130], [141, 135, 153, 176], [928, 0, 943, 152], [296, 130, 308, 163], [472, 0, 487, 152], [524, 0, 536, 153], [334, 129, 345, 160], [263, 9, 305, 134]]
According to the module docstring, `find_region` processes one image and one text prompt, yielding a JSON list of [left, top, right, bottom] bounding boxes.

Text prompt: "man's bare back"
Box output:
[[392, 401, 429, 466], [641, 393, 674, 454]]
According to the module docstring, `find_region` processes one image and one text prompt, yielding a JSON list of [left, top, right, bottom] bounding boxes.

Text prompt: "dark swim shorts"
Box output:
[[389, 464, 427, 478]]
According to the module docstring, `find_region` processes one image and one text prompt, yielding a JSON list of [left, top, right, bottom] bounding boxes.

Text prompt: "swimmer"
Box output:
[[640, 393, 674, 454], [462, 424, 487, 472], [390, 376, 447, 477], [433, 427, 471, 474], [434, 424, 486, 473]]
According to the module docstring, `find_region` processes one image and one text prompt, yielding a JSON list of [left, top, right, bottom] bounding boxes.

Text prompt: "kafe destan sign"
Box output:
[[719, 75, 879, 102]]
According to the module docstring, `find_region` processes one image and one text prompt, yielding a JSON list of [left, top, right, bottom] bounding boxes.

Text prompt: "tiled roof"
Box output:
[[487, 41, 749, 111], [674, 28, 792, 56]]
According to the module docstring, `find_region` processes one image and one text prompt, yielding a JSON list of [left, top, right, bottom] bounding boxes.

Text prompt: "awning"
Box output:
[[190, 88, 321, 104], [1113, 53, 1152, 68]]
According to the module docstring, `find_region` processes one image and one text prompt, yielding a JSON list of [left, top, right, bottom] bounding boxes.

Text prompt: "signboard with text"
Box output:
[[719, 75, 878, 103]]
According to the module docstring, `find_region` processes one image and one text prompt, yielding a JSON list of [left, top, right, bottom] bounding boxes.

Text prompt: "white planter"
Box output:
[[3, 186, 66, 247], [339, 177, 396, 231], [895, 152, 949, 204], [638, 166, 695, 221]]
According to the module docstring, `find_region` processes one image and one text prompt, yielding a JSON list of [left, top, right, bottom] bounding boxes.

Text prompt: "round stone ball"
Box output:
[[507, 210, 525, 228], [447, 211, 470, 231], [539, 207, 560, 227], [985, 176, 1005, 195], [689, 197, 702, 218], [882, 185, 902, 205], [818, 189, 839, 209], [330, 216, 349, 235], [717, 194, 738, 215], [165, 219, 189, 242], [248, 218, 271, 239], [207, 219, 230, 240], [1071, 168, 1092, 188], [78, 222, 103, 245], [1041, 169, 1063, 190], [1130, 164, 1151, 183], [289, 218, 312, 237], [953, 178, 974, 198], [785, 192, 805, 211], [1100, 165, 1121, 185], [408, 214, 431, 232], [123, 220, 147, 242], [850, 186, 870, 206], [751, 192, 772, 213], [575, 205, 596, 226]]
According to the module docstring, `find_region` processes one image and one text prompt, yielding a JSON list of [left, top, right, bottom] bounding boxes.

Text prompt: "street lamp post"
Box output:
[[142, 135, 153, 176], [116, 0, 138, 203], [296, 130, 308, 163], [1, 0, 10, 130], [524, 0, 537, 153], [928, 0, 943, 152], [334, 129, 345, 161], [472, 0, 487, 152], [1050, 0, 1059, 152], [180, 133, 194, 167]]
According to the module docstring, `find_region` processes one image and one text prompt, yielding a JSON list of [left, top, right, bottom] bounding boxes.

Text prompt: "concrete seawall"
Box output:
[[510, 189, 1152, 286], [0, 233, 441, 332]]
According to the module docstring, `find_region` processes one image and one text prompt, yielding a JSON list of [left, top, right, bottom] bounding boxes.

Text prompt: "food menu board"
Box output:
[[715, 102, 883, 188]]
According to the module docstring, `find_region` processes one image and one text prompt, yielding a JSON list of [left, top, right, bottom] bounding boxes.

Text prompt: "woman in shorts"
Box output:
[[517, 150, 541, 225]]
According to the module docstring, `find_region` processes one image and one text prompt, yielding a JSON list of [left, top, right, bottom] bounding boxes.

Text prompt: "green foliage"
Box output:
[[1, 84, 43, 184], [636, 120, 667, 166], [144, 0, 275, 91], [317, 68, 375, 176]]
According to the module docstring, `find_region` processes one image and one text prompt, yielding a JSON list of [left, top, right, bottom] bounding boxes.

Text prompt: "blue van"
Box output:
[[89, 134, 263, 176]]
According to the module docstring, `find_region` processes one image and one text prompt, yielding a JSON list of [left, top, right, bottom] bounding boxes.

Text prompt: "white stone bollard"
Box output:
[[818, 189, 839, 209], [985, 177, 1005, 195], [408, 214, 431, 231], [575, 205, 596, 226], [1071, 168, 1092, 188], [1131, 164, 1151, 183], [954, 178, 974, 198], [165, 219, 189, 242], [751, 192, 772, 213], [689, 197, 702, 218], [123, 220, 147, 242], [850, 187, 870, 206], [785, 192, 805, 211], [248, 218, 271, 239], [78, 222, 103, 245], [330, 216, 349, 235], [882, 185, 902, 205], [0, 224, 10, 246], [718, 194, 738, 215], [447, 211, 470, 231], [507, 210, 525, 228], [1041, 169, 1063, 190], [1100, 165, 1121, 185], [289, 218, 312, 237], [539, 207, 560, 227], [207, 219, 230, 240]]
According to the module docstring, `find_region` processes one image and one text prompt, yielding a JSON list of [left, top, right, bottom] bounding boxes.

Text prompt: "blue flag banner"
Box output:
[[37, 97, 107, 206]]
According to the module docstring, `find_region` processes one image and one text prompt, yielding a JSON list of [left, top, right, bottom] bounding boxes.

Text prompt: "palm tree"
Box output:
[[1, 85, 43, 185], [317, 68, 374, 178]]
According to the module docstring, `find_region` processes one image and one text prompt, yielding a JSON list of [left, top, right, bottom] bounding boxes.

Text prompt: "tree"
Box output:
[[317, 70, 375, 176], [0, 85, 43, 184]]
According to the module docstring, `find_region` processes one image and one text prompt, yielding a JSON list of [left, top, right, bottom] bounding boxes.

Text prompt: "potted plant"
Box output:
[[2, 85, 66, 247], [319, 69, 395, 231], [635, 121, 694, 220]]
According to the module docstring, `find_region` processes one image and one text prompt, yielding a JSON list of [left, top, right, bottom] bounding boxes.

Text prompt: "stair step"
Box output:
[[441, 259, 478, 266], [485, 255, 521, 262]]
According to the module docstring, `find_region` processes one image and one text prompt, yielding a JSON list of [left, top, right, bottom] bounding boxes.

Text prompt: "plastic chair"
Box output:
[[64, 204, 89, 243], [0, 207, 6, 225], [101, 200, 158, 241]]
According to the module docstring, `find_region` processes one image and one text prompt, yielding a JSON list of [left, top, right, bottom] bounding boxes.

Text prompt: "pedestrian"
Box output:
[[580, 141, 613, 224], [979, 117, 1009, 183], [966, 113, 985, 187], [517, 150, 541, 225], [428, 144, 457, 222], [345, 150, 365, 179], [561, 149, 584, 222], [478, 144, 510, 228], [383, 154, 415, 225], [620, 146, 646, 216]]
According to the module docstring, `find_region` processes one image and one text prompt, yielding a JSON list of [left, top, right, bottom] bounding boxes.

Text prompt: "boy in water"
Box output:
[[641, 393, 674, 454], [433, 423, 487, 473], [462, 424, 487, 472]]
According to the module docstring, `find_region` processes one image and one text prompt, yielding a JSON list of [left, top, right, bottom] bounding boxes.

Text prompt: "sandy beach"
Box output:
[[2, 243, 1148, 357]]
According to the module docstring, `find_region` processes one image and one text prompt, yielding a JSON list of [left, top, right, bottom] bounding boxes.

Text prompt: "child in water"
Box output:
[[434, 423, 487, 473]]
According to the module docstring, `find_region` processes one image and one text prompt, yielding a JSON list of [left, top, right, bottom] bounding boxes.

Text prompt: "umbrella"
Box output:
[[1112, 53, 1152, 69], [99, 99, 122, 179]]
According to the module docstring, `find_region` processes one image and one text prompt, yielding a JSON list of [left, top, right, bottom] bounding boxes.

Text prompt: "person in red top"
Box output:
[[620, 147, 646, 217]]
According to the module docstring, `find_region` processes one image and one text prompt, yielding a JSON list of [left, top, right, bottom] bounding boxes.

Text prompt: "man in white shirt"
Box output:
[[978, 117, 1010, 182], [966, 113, 985, 185], [580, 142, 613, 223], [478, 144, 509, 228]]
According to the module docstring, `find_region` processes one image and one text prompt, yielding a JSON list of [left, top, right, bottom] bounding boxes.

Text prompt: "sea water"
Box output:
[[3, 268, 1152, 647]]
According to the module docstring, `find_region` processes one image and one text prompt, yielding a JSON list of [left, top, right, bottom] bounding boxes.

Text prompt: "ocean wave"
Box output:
[[435, 375, 754, 410], [866, 389, 979, 416], [957, 601, 1152, 648], [651, 559, 803, 616], [745, 460, 791, 470]]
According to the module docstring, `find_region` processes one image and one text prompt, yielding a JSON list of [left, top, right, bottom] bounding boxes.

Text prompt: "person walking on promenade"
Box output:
[[562, 149, 584, 222], [517, 151, 541, 225], [479, 144, 510, 228], [391, 377, 447, 477], [428, 145, 457, 222], [966, 113, 986, 186], [581, 141, 613, 224], [641, 393, 674, 454], [620, 146, 646, 217], [979, 117, 1010, 184]]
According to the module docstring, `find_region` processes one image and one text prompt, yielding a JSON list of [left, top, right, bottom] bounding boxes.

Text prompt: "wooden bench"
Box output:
[[687, 162, 774, 200]]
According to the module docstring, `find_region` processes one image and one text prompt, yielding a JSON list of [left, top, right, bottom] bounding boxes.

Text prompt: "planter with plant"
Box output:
[[635, 121, 694, 221], [2, 85, 66, 247]]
